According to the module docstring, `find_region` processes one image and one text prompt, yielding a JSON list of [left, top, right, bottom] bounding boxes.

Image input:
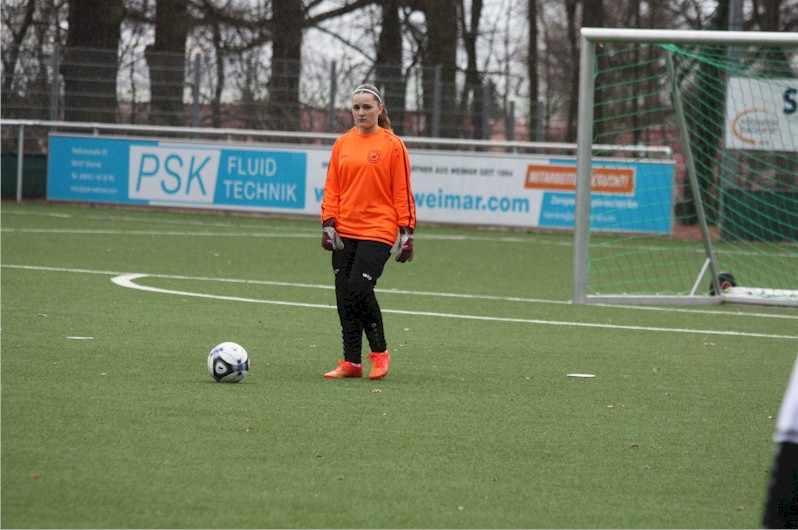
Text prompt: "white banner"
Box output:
[[725, 77, 798, 152]]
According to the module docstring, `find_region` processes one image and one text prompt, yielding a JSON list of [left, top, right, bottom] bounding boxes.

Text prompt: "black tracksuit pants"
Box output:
[[331, 237, 392, 363]]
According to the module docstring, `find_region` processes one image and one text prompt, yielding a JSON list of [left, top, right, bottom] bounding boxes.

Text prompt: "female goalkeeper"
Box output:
[[319, 83, 416, 380]]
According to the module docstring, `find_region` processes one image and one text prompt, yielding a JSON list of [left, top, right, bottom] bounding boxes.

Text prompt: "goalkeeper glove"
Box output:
[[321, 218, 344, 251], [395, 226, 414, 263]]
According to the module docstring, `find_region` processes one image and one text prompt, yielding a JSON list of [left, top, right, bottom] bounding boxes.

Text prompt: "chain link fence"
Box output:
[[2, 44, 530, 150]]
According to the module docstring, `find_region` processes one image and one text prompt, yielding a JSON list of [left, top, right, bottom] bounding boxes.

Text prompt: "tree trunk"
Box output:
[[62, 0, 126, 123], [460, 0, 483, 140], [1, 0, 37, 96], [376, 0, 406, 134], [527, 0, 539, 141], [757, 0, 781, 30], [423, 0, 459, 137], [211, 21, 225, 129], [144, 0, 191, 126], [582, 0, 605, 137], [682, 0, 730, 224], [564, 0, 579, 142], [268, 0, 303, 131]]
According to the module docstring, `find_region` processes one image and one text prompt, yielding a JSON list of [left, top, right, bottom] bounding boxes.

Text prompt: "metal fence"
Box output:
[[2, 118, 608, 202], [2, 44, 534, 151]]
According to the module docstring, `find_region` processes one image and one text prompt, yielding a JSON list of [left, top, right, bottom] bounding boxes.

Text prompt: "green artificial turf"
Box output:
[[1, 201, 796, 528]]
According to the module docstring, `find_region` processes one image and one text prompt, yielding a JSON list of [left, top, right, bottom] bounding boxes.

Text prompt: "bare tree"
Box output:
[[753, 0, 782, 30], [459, 0, 484, 139], [375, 0, 406, 133], [266, 0, 380, 130], [61, 0, 126, 122], [582, 0, 604, 136], [266, 0, 302, 130], [144, 0, 192, 126], [679, 0, 731, 224], [527, 0, 539, 141], [421, 0, 459, 137], [562, 0, 578, 142], [1, 0, 37, 95], [6, 0, 796, 139], [1, 0, 69, 121]]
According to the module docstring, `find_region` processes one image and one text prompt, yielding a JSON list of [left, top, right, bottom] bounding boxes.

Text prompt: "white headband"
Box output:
[[353, 87, 382, 103]]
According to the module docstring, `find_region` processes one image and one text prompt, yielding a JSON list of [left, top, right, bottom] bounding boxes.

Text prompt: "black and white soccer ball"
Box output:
[[207, 342, 250, 383]]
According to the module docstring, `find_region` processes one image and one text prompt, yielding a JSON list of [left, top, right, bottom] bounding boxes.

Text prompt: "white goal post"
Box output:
[[572, 28, 798, 307]]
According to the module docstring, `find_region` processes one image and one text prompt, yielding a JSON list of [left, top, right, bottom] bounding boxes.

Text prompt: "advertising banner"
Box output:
[[725, 77, 798, 152], [48, 135, 313, 211], [405, 152, 673, 233], [48, 134, 674, 234]]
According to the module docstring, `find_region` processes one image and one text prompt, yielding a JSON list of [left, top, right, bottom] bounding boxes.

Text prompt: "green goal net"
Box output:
[[572, 29, 798, 307]]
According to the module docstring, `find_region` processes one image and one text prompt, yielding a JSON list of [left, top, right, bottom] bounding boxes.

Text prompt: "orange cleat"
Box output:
[[366, 351, 390, 380], [323, 360, 363, 379]]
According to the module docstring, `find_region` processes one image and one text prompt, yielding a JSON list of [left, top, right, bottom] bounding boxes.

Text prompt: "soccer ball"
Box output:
[[207, 342, 250, 383]]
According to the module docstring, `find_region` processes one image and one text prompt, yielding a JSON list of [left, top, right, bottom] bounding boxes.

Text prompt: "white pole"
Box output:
[[16, 124, 25, 204], [572, 34, 596, 304], [581, 28, 798, 46]]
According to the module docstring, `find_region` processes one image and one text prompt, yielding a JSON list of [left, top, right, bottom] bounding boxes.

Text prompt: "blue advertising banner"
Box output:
[[48, 134, 674, 234], [530, 159, 674, 234], [48, 135, 307, 211]]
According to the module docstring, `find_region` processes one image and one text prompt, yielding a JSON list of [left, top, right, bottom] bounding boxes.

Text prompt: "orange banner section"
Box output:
[[524, 164, 635, 194]]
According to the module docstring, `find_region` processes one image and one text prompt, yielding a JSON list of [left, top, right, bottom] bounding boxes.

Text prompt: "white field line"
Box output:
[[0, 226, 556, 245], [7, 213, 798, 258], [1, 228, 319, 238], [3, 264, 797, 340], [4, 263, 797, 320]]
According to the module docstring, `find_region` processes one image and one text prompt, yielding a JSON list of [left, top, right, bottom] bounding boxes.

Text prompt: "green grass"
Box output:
[[2, 201, 796, 528]]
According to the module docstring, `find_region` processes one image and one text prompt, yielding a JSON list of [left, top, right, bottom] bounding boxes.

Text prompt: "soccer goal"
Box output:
[[572, 28, 798, 307]]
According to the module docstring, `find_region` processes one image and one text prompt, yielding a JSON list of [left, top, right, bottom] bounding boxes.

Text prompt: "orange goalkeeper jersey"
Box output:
[[321, 127, 416, 246]]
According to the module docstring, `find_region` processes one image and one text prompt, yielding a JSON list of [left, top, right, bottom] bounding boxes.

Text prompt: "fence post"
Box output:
[[482, 83, 491, 140], [327, 61, 337, 133], [534, 100, 544, 141], [506, 100, 515, 143], [50, 44, 60, 121], [432, 65, 441, 138], [16, 124, 25, 203], [192, 53, 202, 128]]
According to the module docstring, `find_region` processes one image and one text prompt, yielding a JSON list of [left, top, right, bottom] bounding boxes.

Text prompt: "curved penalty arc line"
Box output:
[[110, 274, 798, 340], [111, 273, 336, 311]]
